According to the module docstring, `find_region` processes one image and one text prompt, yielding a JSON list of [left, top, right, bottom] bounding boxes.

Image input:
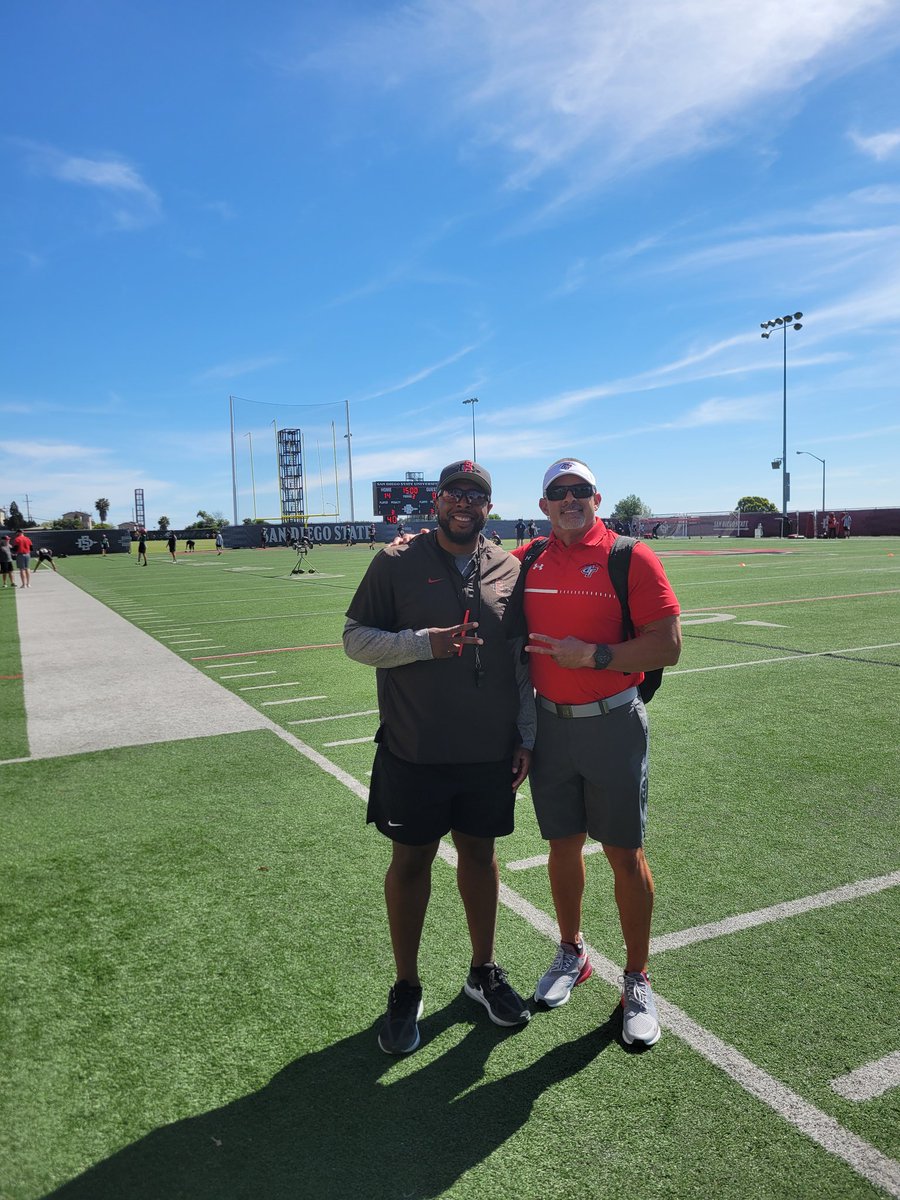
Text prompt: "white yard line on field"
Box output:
[[507, 843, 605, 871], [287, 709, 379, 725], [260, 695, 326, 706], [830, 1053, 900, 1102], [259, 720, 900, 1198], [669, 642, 900, 676], [651, 871, 900, 953], [239, 681, 303, 690], [219, 671, 277, 680], [322, 736, 374, 747]]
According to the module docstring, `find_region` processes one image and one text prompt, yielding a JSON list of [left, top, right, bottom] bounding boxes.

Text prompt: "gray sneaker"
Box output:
[[534, 942, 593, 1008], [621, 971, 661, 1046]]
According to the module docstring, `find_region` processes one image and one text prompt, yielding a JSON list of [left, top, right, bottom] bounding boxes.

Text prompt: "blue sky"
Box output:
[[3, 0, 899, 528]]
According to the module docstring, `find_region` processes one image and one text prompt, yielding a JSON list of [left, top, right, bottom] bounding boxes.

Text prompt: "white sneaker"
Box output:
[[621, 971, 661, 1046], [534, 941, 593, 1007]]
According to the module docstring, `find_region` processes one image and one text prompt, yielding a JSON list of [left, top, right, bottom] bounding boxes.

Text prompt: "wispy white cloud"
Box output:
[[303, 0, 900, 217], [849, 128, 900, 160], [16, 140, 161, 229], [194, 356, 286, 383], [550, 257, 586, 298], [351, 341, 484, 404]]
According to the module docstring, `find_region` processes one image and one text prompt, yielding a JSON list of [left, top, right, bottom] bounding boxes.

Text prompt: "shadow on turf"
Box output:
[[46, 995, 621, 1200]]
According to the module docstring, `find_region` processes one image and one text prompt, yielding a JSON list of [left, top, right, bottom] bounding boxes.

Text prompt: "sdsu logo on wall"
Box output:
[[581, 563, 600, 578]]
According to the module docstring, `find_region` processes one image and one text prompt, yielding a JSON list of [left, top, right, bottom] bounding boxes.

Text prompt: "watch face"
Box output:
[[593, 644, 613, 669]]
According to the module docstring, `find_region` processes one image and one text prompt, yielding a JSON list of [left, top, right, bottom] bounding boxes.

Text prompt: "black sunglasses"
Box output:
[[440, 487, 490, 506], [545, 483, 595, 501]]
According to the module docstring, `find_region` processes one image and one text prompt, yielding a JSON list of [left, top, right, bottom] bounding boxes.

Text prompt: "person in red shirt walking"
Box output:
[[514, 458, 682, 1047], [11, 530, 33, 589]]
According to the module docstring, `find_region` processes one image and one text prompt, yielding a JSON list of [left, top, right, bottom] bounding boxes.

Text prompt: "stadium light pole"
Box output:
[[796, 450, 825, 523], [463, 396, 479, 460], [760, 312, 803, 536]]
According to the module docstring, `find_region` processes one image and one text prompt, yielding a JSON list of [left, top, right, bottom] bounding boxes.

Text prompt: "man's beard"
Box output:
[[438, 507, 487, 545]]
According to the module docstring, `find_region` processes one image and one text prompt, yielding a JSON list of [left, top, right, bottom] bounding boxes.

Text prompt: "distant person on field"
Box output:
[[0, 536, 15, 588], [842, 513, 852, 539], [343, 458, 534, 1056], [100, 534, 109, 556], [827, 512, 837, 539], [368, 522, 376, 549], [167, 532, 177, 562], [260, 526, 269, 549], [34, 546, 58, 572], [515, 518, 526, 548], [527, 519, 537, 539], [215, 532, 224, 555], [137, 532, 148, 566], [344, 522, 353, 547], [512, 458, 681, 1048], [186, 538, 196, 553], [11, 530, 32, 589]]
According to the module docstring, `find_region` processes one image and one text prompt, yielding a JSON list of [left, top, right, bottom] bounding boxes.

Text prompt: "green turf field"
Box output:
[[2, 537, 899, 1199]]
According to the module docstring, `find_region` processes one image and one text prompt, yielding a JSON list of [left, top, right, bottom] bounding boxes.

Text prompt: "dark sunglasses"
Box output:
[[440, 487, 490, 505], [545, 483, 595, 501]]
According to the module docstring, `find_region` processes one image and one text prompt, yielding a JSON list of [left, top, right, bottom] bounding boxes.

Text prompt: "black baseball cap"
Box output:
[[438, 459, 492, 496]]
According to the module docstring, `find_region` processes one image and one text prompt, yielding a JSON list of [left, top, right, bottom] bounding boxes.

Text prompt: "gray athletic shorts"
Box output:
[[529, 694, 649, 848]]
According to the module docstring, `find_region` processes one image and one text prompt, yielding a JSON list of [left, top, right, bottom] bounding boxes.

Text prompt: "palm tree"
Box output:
[[95, 497, 111, 523]]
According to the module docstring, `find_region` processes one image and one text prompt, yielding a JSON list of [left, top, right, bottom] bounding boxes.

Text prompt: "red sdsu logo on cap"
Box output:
[[581, 563, 600, 578], [461, 460, 475, 473]]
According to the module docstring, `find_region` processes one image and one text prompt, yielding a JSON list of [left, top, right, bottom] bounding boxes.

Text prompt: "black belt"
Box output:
[[537, 686, 638, 718]]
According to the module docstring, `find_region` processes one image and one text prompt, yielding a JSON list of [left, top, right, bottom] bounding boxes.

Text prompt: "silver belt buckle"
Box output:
[[557, 703, 573, 718]]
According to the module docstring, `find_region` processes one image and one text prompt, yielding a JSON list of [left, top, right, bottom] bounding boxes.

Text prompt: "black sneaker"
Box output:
[[464, 962, 531, 1027], [377, 981, 424, 1055]]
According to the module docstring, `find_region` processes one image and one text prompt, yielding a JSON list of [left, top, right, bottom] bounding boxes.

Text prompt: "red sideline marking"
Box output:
[[682, 588, 900, 614], [0, 673, 24, 679], [191, 643, 342, 661]]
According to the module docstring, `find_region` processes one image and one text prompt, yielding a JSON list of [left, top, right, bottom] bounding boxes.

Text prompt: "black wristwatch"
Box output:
[[592, 643, 613, 670]]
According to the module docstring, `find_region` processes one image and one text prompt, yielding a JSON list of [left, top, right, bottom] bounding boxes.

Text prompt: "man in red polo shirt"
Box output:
[[11, 530, 33, 589], [514, 458, 681, 1046]]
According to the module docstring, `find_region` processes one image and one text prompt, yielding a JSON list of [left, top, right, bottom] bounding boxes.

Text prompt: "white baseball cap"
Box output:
[[542, 458, 597, 495]]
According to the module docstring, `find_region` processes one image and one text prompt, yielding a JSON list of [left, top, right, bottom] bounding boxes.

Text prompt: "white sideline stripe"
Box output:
[[260, 695, 326, 706], [323, 736, 373, 747], [651, 871, 900, 953], [219, 671, 277, 680], [830, 1053, 900, 1102], [260, 723, 900, 1198], [287, 709, 378, 725], [507, 843, 605, 871], [204, 660, 258, 668], [669, 642, 900, 676], [239, 681, 303, 691]]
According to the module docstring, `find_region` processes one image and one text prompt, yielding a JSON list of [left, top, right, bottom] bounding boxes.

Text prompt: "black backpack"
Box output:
[[503, 535, 663, 704], [607, 536, 663, 704]]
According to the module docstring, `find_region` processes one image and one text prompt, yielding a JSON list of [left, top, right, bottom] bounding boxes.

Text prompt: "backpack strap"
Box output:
[[606, 535, 636, 639], [502, 538, 549, 641], [607, 534, 664, 703]]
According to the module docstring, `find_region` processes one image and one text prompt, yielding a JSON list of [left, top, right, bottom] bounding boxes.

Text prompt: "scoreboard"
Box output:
[[372, 480, 439, 521]]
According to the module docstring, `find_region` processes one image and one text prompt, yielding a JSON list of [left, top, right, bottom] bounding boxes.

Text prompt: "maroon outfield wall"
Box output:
[[635, 508, 900, 538]]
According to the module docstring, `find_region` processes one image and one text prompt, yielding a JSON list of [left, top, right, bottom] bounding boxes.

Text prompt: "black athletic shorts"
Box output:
[[367, 744, 515, 846]]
